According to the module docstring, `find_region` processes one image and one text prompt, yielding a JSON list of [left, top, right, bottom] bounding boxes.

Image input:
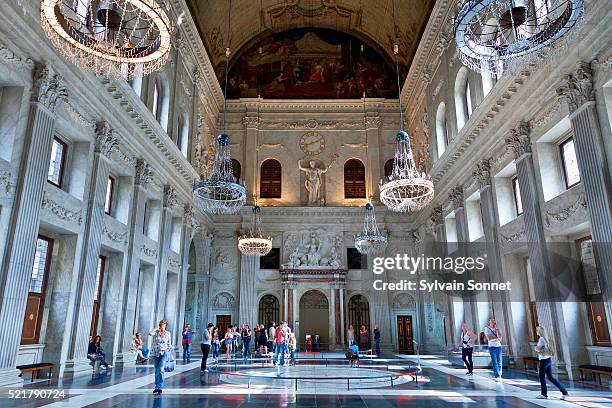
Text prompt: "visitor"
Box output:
[[182, 324, 194, 363], [348, 342, 360, 368], [200, 323, 212, 373], [259, 324, 269, 355], [373, 325, 381, 356], [484, 318, 503, 382], [87, 335, 112, 369], [224, 327, 233, 358], [149, 319, 173, 396], [243, 324, 252, 359], [232, 325, 240, 356], [458, 322, 475, 376], [358, 325, 369, 351], [132, 332, 149, 364], [347, 325, 355, 346], [288, 332, 297, 365], [268, 322, 276, 354], [535, 326, 568, 400], [211, 327, 220, 361], [274, 321, 288, 366], [254, 324, 260, 351]]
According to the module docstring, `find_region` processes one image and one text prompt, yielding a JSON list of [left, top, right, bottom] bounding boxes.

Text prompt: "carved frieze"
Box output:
[[545, 194, 588, 226], [41, 191, 82, 224], [168, 255, 181, 269], [392, 293, 417, 310], [140, 243, 158, 259], [102, 225, 128, 245], [260, 118, 363, 130], [212, 292, 236, 309]]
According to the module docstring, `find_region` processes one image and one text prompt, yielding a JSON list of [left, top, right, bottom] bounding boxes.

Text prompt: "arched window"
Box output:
[[231, 159, 241, 181], [152, 77, 170, 132], [384, 159, 394, 179], [465, 79, 473, 118], [152, 81, 159, 117], [258, 295, 280, 326], [344, 159, 366, 199], [454, 67, 469, 131], [435, 102, 448, 158], [260, 159, 282, 198], [178, 114, 189, 157], [348, 295, 370, 337]]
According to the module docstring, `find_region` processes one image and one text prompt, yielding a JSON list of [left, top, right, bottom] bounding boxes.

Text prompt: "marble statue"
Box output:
[[298, 154, 338, 206], [303, 233, 321, 266]]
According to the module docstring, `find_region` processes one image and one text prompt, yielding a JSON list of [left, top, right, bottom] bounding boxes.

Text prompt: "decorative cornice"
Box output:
[[0, 42, 34, 71], [31, 65, 67, 111], [473, 158, 492, 188], [135, 158, 154, 186], [505, 121, 532, 160], [94, 121, 119, 158], [163, 185, 178, 209], [260, 118, 363, 130], [242, 116, 260, 129], [449, 186, 464, 210], [556, 62, 595, 114]]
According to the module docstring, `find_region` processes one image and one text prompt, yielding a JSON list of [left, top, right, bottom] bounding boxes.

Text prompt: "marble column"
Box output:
[[329, 286, 337, 349], [369, 255, 391, 350], [243, 114, 259, 204], [153, 186, 176, 325], [449, 186, 477, 329], [506, 122, 563, 360], [238, 254, 258, 327], [283, 283, 289, 322], [339, 283, 345, 345], [112, 159, 151, 365], [174, 204, 195, 346], [473, 159, 511, 353], [365, 114, 382, 201], [0, 65, 66, 386], [61, 122, 117, 376], [557, 63, 612, 341], [429, 207, 452, 352]]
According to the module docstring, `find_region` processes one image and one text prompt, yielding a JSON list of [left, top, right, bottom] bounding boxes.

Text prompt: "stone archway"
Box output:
[[299, 290, 329, 348]]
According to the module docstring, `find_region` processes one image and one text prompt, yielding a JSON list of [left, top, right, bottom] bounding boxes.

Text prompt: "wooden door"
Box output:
[[216, 315, 231, 352], [397, 315, 414, 354]]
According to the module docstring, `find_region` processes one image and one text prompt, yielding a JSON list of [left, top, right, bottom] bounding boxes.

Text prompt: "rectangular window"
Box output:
[[22, 236, 53, 344], [560, 137, 580, 188], [104, 177, 114, 215], [47, 137, 67, 187], [260, 248, 280, 269], [512, 176, 523, 216], [347, 248, 366, 270]]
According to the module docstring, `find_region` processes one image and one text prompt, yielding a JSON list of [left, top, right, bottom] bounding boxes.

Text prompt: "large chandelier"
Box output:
[[354, 203, 388, 255], [238, 205, 272, 256], [379, 44, 434, 213], [454, 0, 584, 76], [41, 0, 172, 79]]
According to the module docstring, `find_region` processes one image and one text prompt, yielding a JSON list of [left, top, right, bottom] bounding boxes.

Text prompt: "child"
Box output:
[[288, 333, 297, 366]]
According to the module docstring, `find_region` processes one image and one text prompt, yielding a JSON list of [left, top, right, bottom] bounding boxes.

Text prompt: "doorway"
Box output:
[[299, 290, 329, 349], [397, 315, 414, 353], [216, 314, 231, 352]]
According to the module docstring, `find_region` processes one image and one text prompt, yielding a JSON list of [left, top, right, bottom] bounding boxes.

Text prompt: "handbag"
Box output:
[[164, 351, 176, 372], [540, 337, 554, 358]]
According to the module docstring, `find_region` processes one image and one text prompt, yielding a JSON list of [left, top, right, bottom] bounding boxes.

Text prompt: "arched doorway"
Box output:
[[258, 294, 280, 326], [299, 290, 329, 349]]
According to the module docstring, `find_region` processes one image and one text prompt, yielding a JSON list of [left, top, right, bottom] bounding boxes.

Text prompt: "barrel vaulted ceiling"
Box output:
[[186, 0, 435, 92]]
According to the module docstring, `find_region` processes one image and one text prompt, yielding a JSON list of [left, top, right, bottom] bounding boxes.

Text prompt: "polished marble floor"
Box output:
[[1, 353, 611, 407]]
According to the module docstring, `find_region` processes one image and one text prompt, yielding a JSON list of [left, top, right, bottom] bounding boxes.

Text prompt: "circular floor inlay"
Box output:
[[219, 365, 413, 390]]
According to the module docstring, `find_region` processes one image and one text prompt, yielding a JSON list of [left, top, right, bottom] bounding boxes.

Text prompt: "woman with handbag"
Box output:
[[458, 323, 475, 376], [535, 326, 568, 400], [149, 319, 173, 396]]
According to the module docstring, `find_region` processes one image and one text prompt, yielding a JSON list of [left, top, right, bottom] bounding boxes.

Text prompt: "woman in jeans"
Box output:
[[243, 325, 252, 359], [149, 319, 173, 396], [211, 327, 220, 361], [457, 323, 475, 376], [535, 326, 568, 400], [484, 318, 503, 382]]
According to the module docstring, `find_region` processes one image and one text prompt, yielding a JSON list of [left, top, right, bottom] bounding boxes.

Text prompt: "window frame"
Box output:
[[343, 158, 366, 199], [104, 176, 115, 215], [512, 176, 523, 216], [260, 158, 282, 199], [47, 136, 68, 188], [22, 235, 53, 345], [559, 137, 581, 189]]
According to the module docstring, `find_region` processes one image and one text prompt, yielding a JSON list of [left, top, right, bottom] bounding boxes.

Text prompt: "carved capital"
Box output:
[[449, 186, 464, 210], [242, 116, 259, 129], [430, 206, 443, 225], [135, 158, 153, 185], [31, 65, 67, 111], [94, 121, 119, 158], [163, 185, 178, 209], [505, 121, 532, 160], [556, 62, 595, 113], [473, 158, 492, 188], [183, 204, 199, 229]]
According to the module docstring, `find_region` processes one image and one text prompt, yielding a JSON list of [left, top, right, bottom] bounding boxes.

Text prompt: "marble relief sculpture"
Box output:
[[298, 154, 337, 206], [282, 231, 342, 268]]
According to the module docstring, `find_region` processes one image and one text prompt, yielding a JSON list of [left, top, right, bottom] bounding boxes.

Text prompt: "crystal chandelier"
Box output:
[[354, 203, 388, 255], [454, 0, 584, 76], [192, 4, 246, 215], [379, 43, 434, 213], [238, 205, 272, 256], [41, 0, 172, 79]]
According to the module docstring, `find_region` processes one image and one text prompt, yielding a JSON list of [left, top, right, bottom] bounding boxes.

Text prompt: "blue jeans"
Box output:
[[152, 353, 167, 390], [374, 339, 381, 356], [489, 346, 502, 378], [183, 343, 192, 362], [274, 343, 286, 365], [212, 343, 220, 359], [539, 358, 567, 397], [243, 339, 252, 358], [142, 347, 149, 358]]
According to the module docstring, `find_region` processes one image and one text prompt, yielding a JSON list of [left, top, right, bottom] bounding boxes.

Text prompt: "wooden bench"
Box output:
[[523, 357, 539, 374], [16, 363, 54, 382], [579, 365, 612, 384]]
